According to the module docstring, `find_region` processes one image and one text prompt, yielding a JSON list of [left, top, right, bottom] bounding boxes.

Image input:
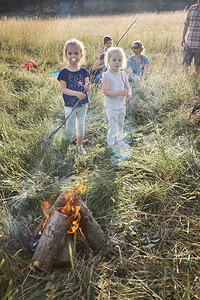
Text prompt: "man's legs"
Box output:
[[182, 46, 193, 73], [194, 48, 200, 76]]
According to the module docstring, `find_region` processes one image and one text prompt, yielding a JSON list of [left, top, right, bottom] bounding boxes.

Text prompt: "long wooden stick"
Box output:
[[115, 18, 138, 47]]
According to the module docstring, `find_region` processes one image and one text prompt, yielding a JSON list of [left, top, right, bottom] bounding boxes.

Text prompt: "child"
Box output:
[[100, 36, 113, 55], [102, 47, 132, 149], [89, 53, 105, 86], [127, 40, 150, 81], [57, 39, 91, 155]]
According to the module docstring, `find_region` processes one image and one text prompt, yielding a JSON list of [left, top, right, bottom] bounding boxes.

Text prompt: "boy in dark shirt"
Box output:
[[100, 36, 113, 55]]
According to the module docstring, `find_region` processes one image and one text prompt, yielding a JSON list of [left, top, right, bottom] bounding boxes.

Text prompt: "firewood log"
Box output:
[[51, 194, 105, 253], [79, 200, 105, 253], [53, 234, 75, 268], [31, 210, 68, 273], [31, 195, 105, 272]]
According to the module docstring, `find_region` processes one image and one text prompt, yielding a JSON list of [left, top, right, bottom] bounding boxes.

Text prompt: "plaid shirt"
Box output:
[[184, 4, 200, 48]]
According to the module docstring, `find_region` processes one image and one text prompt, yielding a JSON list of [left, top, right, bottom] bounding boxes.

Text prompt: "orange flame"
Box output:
[[57, 183, 85, 235], [39, 194, 56, 235]]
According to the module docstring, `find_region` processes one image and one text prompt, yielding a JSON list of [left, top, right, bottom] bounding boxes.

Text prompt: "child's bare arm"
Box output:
[[84, 76, 91, 92], [92, 60, 100, 71], [102, 73, 127, 97], [60, 80, 86, 100], [92, 60, 105, 71]]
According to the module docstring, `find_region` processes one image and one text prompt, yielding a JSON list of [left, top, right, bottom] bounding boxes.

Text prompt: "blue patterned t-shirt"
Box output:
[[127, 55, 150, 77], [57, 67, 90, 107]]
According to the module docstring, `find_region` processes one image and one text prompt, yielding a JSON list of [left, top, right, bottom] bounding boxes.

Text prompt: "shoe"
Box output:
[[117, 141, 130, 149], [76, 145, 87, 155]]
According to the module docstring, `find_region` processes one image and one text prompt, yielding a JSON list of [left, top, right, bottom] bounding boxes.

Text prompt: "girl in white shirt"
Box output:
[[103, 47, 132, 149]]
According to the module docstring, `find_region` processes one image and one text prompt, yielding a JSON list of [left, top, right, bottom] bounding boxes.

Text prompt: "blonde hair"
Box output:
[[63, 38, 85, 64], [105, 47, 126, 69], [132, 40, 145, 53]]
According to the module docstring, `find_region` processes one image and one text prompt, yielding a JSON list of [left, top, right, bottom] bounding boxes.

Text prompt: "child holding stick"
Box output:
[[102, 47, 132, 149], [57, 39, 90, 155]]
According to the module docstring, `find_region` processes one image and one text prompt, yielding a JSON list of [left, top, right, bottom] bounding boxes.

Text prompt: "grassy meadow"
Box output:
[[1, 11, 200, 300]]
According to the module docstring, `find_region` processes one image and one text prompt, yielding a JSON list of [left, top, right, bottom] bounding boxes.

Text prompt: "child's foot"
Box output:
[[76, 145, 86, 155], [117, 141, 130, 149]]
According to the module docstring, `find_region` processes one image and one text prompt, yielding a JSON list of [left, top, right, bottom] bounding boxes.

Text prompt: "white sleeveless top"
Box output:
[[104, 70, 126, 109]]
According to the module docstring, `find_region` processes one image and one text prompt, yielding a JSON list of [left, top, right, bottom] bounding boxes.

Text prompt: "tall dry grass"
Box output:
[[0, 11, 186, 68]]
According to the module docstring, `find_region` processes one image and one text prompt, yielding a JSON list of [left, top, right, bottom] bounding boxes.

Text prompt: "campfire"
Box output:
[[38, 194, 56, 235], [31, 183, 105, 273]]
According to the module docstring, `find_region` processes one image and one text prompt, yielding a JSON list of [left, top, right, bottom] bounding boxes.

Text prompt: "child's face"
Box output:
[[66, 45, 83, 64], [109, 52, 123, 72], [104, 40, 112, 50]]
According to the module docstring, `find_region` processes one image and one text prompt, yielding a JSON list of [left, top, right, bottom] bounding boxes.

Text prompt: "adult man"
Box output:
[[181, 0, 200, 75]]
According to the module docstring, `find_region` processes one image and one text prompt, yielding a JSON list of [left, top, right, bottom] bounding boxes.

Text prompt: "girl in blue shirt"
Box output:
[[127, 40, 150, 81], [58, 39, 90, 155]]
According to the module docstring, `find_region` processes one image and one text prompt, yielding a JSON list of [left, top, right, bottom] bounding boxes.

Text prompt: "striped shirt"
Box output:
[[184, 4, 200, 48]]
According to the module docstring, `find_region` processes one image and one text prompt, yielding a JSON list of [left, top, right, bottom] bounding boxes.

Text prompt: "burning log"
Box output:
[[31, 210, 68, 273], [53, 234, 75, 268], [79, 200, 105, 253], [50, 192, 106, 252], [31, 185, 105, 272]]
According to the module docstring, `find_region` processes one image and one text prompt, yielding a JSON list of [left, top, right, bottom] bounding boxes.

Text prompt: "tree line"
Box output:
[[0, 0, 195, 15]]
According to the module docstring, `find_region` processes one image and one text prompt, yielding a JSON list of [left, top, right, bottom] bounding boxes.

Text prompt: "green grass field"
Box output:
[[1, 12, 200, 300]]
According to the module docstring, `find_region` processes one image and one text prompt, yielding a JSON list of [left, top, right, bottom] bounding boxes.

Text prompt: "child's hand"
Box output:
[[76, 91, 86, 100], [119, 90, 128, 97], [127, 91, 132, 101], [84, 82, 91, 92], [100, 64, 105, 69]]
